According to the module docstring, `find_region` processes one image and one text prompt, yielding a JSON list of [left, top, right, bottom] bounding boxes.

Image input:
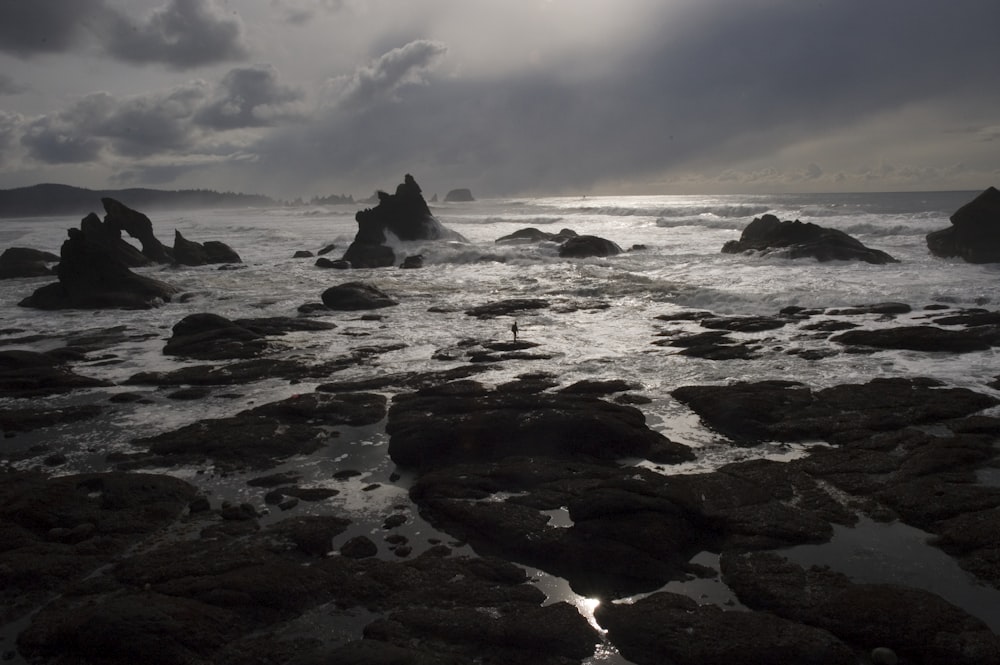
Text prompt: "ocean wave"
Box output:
[[842, 222, 924, 237], [567, 204, 770, 219], [479, 216, 565, 225], [655, 217, 746, 231]]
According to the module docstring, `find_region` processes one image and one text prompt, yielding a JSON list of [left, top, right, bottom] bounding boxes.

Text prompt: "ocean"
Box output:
[[2, 190, 999, 660]]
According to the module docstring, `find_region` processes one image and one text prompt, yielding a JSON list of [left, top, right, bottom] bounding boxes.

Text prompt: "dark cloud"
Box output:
[[17, 82, 209, 164], [96, 83, 208, 156], [103, 0, 249, 69], [335, 40, 448, 109], [0, 0, 105, 56], [195, 65, 305, 130]]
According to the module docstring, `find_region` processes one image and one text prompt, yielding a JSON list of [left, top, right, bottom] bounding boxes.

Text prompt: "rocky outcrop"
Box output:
[[558, 234, 622, 258], [102, 197, 172, 263], [340, 174, 466, 268], [721, 551, 1000, 665], [0, 349, 112, 398], [444, 187, 474, 202], [495, 227, 578, 244], [173, 230, 241, 266], [0, 247, 58, 278], [162, 313, 336, 360], [672, 377, 998, 446], [387, 380, 693, 469], [18, 224, 179, 310], [927, 186, 1000, 262], [321, 281, 398, 310], [723, 213, 898, 264]]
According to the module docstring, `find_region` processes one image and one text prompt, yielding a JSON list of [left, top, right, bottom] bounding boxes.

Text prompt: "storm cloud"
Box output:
[[1, 0, 999, 197], [0, 0, 247, 69]]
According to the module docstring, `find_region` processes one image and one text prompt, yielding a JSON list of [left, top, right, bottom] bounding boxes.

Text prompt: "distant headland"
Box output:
[[0, 183, 281, 218]]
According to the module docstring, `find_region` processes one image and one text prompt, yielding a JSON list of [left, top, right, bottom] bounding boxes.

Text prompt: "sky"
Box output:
[[0, 0, 998, 200]]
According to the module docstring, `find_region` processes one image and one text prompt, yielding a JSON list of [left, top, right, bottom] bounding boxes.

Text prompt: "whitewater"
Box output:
[[2, 190, 999, 661]]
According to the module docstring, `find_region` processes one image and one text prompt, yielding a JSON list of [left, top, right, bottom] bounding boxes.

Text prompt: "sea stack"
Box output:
[[340, 174, 466, 268]]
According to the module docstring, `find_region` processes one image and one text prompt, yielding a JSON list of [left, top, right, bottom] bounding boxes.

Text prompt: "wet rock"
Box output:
[[825, 302, 912, 316], [464, 298, 550, 319], [321, 281, 398, 310], [130, 391, 387, 470], [292, 250, 313, 258], [672, 377, 998, 446], [19, 221, 179, 310], [173, 229, 242, 266], [433, 338, 553, 363], [314, 256, 351, 269], [721, 551, 1000, 665], [595, 591, 856, 665], [340, 535, 378, 559], [163, 313, 336, 360], [558, 379, 640, 395], [387, 381, 693, 469], [495, 227, 578, 244], [831, 325, 1000, 352], [723, 213, 898, 264], [0, 349, 111, 398], [399, 254, 424, 269], [558, 234, 622, 258], [926, 186, 1000, 263], [0, 247, 58, 279], [125, 355, 357, 387], [700, 315, 788, 332]]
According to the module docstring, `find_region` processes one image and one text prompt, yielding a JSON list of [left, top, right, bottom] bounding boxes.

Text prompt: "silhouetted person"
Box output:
[[511, 321, 519, 341]]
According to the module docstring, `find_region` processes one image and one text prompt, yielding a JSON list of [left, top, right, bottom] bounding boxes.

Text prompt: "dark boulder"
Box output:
[[495, 227, 578, 244], [78, 211, 152, 267], [444, 188, 474, 202], [832, 325, 1000, 352], [399, 254, 424, 269], [0, 247, 59, 279], [926, 186, 1000, 263], [101, 197, 172, 263], [293, 250, 314, 258], [387, 381, 693, 469], [321, 281, 398, 310], [558, 234, 622, 258], [173, 230, 242, 266], [340, 174, 466, 269], [464, 298, 550, 319], [163, 313, 337, 360], [314, 257, 351, 269], [19, 225, 179, 310], [723, 214, 898, 264]]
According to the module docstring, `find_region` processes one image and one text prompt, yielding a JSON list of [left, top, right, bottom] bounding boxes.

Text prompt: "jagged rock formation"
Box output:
[[18, 222, 179, 310], [723, 214, 898, 264], [927, 186, 1000, 263], [172, 230, 241, 266], [340, 175, 466, 269], [102, 198, 172, 263]]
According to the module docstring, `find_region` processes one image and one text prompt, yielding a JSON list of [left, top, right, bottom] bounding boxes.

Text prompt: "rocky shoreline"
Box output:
[[2, 184, 1000, 663], [2, 295, 1000, 664]]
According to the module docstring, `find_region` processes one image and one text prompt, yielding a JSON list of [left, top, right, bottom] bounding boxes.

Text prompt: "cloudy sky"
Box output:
[[1, 0, 998, 199]]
